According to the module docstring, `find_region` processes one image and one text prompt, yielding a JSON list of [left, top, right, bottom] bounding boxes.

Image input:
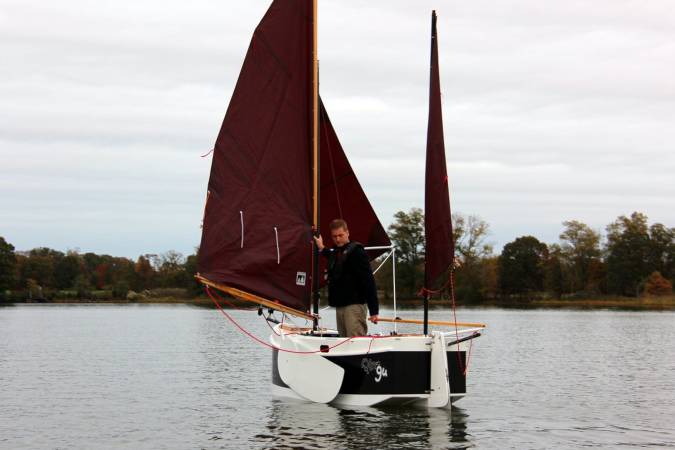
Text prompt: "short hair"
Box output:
[[329, 219, 348, 231]]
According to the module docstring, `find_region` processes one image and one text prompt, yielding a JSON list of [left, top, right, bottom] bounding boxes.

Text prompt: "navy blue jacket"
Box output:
[[321, 242, 378, 316]]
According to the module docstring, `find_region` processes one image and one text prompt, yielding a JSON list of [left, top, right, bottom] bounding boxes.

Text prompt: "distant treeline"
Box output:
[[0, 243, 201, 302], [376, 210, 674, 303], [0, 210, 673, 303]]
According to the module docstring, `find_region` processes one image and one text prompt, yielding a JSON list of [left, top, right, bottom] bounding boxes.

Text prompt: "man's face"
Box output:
[[331, 226, 350, 247]]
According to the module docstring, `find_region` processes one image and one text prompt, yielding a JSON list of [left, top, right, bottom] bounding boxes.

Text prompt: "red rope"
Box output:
[[206, 286, 359, 354], [418, 275, 452, 296], [422, 269, 471, 374], [448, 269, 467, 374], [207, 283, 475, 378]]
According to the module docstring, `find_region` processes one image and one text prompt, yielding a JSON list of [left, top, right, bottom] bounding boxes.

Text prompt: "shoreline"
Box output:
[[5, 296, 675, 311]]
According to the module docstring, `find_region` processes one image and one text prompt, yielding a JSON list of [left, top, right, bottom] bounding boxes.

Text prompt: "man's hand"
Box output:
[[313, 234, 325, 251], [368, 315, 379, 324]]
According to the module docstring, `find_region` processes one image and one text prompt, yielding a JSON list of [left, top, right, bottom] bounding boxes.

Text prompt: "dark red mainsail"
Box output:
[[198, 0, 314, 311], [198, 0, 390, 314], [424, 11, 454, 292]]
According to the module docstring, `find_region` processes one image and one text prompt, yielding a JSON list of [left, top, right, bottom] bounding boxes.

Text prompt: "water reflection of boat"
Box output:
[[196, 1, 484, 408], [255, 400, 472, 449]]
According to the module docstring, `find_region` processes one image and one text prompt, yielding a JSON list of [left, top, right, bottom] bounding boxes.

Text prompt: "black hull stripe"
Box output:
[[272, 349, 467, 396], [447, 351, 466, 394]]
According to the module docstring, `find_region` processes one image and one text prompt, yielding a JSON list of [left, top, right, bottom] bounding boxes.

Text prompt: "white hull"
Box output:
[[269, 323, 480, 408]]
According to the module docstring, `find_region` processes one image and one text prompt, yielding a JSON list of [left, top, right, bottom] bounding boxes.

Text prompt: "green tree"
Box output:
[[108, 257, 135, 291], [647, 223, 675, 283], [21, 248, 62, 288], [73, 274, 92, 299], [53, 252, 81, 289], [82, 253, 104, 288], [605, 212, 651, 296], [499, 236, 549, 297], [559, 220, 602, 293], [0, 237, 17, 299], [544, 244, 564, 299], [387, 208, 425, 297], [184, 251, 202, 296]]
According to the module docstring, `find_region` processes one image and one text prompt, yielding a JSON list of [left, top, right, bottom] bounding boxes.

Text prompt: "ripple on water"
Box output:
[[1, 305, 675, 449]]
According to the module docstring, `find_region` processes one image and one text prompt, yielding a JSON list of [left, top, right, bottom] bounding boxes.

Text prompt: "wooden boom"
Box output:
[[196, 274, 316, 321], [377, 317, 486, 328]]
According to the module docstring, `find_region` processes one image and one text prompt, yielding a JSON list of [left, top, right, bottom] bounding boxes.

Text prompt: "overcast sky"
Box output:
[[1, 0, 673, 259]]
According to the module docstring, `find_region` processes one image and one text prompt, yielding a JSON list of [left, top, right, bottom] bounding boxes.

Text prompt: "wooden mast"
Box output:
[[311, 0, 320, 326]]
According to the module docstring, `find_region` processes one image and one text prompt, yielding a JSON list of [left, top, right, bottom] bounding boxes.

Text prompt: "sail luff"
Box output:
[[424, 10, 454, 292], [312, 0, 319, 231], [311, 0, 320, 321]]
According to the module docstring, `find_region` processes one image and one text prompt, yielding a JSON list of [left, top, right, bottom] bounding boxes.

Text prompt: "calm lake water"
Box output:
[[1, 304, 674, 449]]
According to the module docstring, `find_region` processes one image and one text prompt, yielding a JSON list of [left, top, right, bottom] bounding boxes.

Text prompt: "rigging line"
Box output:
[[265, 312, 282, 336], [200, 148, 214, 158], [274, 227, 280, 264], [463, 335, 474, 377], [321, 107, 343, 219], [240, 211, 244, 248], [448, 268, 466, 374], [206, 286, 361, 354], [371, 250, 393, 275]]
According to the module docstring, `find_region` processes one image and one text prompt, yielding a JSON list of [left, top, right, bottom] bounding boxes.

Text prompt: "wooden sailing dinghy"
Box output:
[[197, 1, 484, 407]]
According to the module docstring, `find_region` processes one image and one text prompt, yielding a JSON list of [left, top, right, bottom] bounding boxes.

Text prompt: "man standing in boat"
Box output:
[[314, 219, 379, 337]]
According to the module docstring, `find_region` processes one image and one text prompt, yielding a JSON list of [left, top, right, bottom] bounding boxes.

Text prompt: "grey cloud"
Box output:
[[1, 0, 674, 257]]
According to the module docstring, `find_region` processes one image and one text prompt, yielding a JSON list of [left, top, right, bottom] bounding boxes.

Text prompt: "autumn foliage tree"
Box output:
[[643, 271, 673, 296]]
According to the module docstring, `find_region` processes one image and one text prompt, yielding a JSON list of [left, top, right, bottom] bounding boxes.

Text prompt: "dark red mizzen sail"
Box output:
[[319, 98, 391, 260], [198, 0, 314, 312], [424, 11, 454, 291]]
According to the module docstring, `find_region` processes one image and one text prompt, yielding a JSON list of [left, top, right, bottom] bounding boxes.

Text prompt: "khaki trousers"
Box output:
[[336, 303, 367, 337]]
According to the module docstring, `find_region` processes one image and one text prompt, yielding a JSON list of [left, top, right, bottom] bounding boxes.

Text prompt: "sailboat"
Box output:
[[197, 1, 484, 407]]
